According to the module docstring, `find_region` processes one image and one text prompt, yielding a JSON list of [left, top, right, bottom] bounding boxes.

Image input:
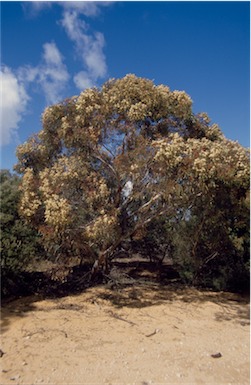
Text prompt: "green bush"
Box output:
[[1, 170, 43, 296], [170, 190, 250, 292]]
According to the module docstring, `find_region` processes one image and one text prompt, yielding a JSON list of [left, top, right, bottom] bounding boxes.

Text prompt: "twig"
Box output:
[[23, 328, 68, 338], [145, 328, 159, 337], [107, 311, 137, 326]]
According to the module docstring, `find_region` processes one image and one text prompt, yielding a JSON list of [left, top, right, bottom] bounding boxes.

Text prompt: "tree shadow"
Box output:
[[84, 259, 250, 327], [95, 282, 250, 327], [1, 264, 93, 334], [1, 260, 249, 334], [1, 295, 41, 335]]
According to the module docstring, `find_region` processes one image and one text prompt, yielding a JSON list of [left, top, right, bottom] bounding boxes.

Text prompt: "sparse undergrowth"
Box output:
[[2, 255, 249, 302]]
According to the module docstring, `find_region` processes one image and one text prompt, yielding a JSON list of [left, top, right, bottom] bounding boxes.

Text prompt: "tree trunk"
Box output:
[[90, 199, 173, 279], [90, 238, 123, 278]]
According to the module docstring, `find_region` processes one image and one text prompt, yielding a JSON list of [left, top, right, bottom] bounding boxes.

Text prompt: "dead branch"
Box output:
[[106, 310, 137, 326]]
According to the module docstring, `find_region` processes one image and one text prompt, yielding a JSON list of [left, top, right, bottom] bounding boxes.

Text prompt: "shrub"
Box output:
[[1, 170, 43, 296]]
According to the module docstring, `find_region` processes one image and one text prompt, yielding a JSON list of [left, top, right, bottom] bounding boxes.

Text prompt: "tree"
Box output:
[[170, 183, 250, 290], [15, 75, 249, 284], [0, 170, 43, 295]]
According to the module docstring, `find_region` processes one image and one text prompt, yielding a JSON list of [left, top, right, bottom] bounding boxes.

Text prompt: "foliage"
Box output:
[[15, 74, 250, 289], [0, 170, 43, 295]]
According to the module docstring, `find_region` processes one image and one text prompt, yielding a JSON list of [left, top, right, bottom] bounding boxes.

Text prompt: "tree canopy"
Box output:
[[16, 75, 249, 288]]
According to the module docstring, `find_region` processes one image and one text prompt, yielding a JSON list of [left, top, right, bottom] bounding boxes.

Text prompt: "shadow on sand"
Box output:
[[1, 260, 250, 334]]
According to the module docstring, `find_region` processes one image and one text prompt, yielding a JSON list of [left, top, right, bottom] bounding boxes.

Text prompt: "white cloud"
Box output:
[[61, 2, 112, 17], [73, 71, 94, 89], [17, 65, 38, 83], [38, 42, 70, 103], [0, 66, 29, 146], [23, 1, 53, 17], [18, 42, 70, 105], [61, 8, 108, 90], [61, 2, 101, 17], [24, 2, 110, 91], [60, 8, 87, 42], [27, 1, 112, 18], [0, 43, 69, 146], [84, 31, 107, 78], [0, 2, 111, 147], [43, 41, 63, 66]]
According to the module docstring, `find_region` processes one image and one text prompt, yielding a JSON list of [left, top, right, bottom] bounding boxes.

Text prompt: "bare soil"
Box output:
[[1, 281, 250, 385]]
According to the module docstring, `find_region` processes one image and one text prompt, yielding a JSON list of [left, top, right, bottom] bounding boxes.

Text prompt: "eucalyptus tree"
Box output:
[[16, 75, 249, 281]]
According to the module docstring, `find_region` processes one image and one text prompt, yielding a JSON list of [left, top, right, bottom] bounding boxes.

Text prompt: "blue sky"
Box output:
[[1, 1, 250, 171]]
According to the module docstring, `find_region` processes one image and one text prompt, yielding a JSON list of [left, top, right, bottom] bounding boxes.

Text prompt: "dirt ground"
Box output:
[[1, 282, 250, 385]]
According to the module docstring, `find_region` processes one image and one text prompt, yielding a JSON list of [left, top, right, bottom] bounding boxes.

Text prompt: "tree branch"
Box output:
[[90, 201, 175, 279], [93, 153, 119, 181]]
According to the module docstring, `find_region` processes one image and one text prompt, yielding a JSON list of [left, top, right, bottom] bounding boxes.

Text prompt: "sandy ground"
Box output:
[[1, 284, 250, 385]]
